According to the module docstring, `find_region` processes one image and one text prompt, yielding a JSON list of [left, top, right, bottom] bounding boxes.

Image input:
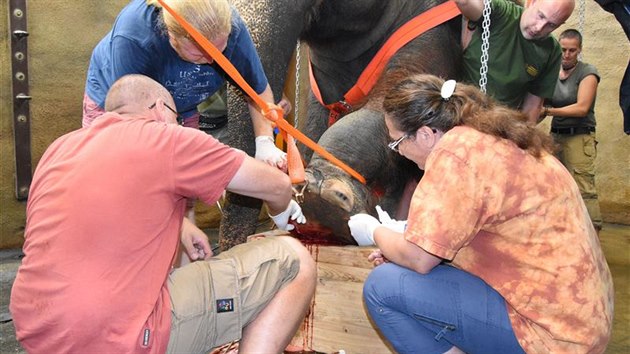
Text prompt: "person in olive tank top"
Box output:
[[541, 29, 603, 231]]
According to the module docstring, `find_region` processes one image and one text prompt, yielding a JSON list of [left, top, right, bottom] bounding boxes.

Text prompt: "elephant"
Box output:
[[297, 108, 422, 245], [219, 0, 462, 249]]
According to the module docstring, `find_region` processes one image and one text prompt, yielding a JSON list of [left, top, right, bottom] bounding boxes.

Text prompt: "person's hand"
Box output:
[[348, 213, 381, 246], [255, 136, 288, 172], [538, 106, 551, 123], [278, 95, 292, 118], [541, 106, 550, 117], [269, 200, 306, 231], [367, 249, 389, 267], [180, 217, 212, 261], [375, 205, 394, 223], [375, 205, 407, 233]]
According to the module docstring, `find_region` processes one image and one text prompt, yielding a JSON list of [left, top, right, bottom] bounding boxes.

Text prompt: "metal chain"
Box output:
[[578, 0, 586, 61], [479, 0, 492, 93], [294, 40, 301, 129]]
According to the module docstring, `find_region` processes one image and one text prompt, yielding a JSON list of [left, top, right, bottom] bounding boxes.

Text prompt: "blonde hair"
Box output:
[[383, 74, 555, 158], [147, 0, 232, 41]]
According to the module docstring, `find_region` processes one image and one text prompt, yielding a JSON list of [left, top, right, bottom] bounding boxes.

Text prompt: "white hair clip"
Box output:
[[441, 79, 456, 100]]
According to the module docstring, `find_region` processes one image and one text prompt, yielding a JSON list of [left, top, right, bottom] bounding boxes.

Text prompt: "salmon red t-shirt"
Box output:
[[10, 113, 245, 353]]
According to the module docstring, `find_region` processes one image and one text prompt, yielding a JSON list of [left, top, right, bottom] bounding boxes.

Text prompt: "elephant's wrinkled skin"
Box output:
[[298, 110, 421, 245], [220, 0, 461, 249]]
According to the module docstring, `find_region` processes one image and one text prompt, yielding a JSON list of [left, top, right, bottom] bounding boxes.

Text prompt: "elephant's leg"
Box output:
[[219, 0, 315, 250], [220, 89, 261, 250], [219, 192, 263, 249]]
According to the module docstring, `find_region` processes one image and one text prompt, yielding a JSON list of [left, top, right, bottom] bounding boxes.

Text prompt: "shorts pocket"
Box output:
[[169, 261, 214, 319], [208, 258, 242, 346]]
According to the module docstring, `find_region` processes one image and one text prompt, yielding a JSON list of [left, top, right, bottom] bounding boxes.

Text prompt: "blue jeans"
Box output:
[[363, 263, 525, 354]]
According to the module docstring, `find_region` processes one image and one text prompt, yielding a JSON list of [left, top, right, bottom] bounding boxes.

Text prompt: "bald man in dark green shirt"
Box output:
[[456, 0, 574, 124]]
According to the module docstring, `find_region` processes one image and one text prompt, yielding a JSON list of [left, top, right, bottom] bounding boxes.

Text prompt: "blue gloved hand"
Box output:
[[375, 205, 407, 233], [348, 213, 381, 246], [270, 200, 306, 231]]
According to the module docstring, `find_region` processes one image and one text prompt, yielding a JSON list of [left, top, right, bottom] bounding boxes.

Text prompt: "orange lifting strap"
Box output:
[[157, 0, 366, 185], [310, 1, 462, 125]]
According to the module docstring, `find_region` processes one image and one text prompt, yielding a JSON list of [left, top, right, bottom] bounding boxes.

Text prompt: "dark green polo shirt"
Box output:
[[460, 0, 562, 109]]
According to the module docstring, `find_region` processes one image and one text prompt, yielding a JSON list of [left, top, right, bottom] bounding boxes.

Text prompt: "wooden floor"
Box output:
[[598, 223, 630, 354], [0, 223, 628, 353]]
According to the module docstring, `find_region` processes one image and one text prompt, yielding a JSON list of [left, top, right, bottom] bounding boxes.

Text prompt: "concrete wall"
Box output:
[[550, 1, 630, 224], [1, 0, 629, 249], [1, 1, 128, 248]]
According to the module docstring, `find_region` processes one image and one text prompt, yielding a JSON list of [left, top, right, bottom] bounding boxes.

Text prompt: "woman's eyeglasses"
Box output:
[[387, 134, 410, 152], [387, 127, 438, 152]]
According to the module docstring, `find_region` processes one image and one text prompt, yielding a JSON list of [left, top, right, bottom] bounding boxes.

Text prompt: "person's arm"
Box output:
[[454, 0, 485, 21], [225, 154, 292, 216], [226, 154, 304, 229], [347, 214, 442, 274], [247, 84, 288, 171], [522, 93, 545, 124], [374, 227, 442, 274], [545, 74, 599, 118], [227, 12, 287, 169], [179, 217, 212, 264], [248, 84, 276, 137]]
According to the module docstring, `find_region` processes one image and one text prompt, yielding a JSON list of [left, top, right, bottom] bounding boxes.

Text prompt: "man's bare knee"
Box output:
[[276, 236, 316, 278]]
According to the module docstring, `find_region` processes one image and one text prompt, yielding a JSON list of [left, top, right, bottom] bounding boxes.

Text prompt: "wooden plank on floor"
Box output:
[[252, 231, 393, 352]]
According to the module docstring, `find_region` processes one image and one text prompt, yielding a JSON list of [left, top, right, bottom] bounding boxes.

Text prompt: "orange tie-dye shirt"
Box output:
[[405, 126, 614, 354]]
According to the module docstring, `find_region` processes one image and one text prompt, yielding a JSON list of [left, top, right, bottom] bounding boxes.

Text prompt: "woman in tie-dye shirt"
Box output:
[[348, 74, 614, 353]]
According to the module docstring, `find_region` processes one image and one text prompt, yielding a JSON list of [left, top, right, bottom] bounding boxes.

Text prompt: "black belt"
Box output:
[[550, 126, 595, 135], [199, 114, 228, 131]]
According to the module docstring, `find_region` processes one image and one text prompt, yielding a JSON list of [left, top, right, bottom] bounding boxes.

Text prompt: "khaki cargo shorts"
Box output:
[[166, 236, 300, 353]]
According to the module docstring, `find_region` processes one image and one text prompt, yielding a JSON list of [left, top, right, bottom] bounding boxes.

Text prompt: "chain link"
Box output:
[[478, 0, 492, 93], [294, 40, 301, 128]]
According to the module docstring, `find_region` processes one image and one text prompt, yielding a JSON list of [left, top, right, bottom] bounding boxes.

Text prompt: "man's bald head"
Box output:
[[521, 0, 575, 40], [105, 74, 174, 114]]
